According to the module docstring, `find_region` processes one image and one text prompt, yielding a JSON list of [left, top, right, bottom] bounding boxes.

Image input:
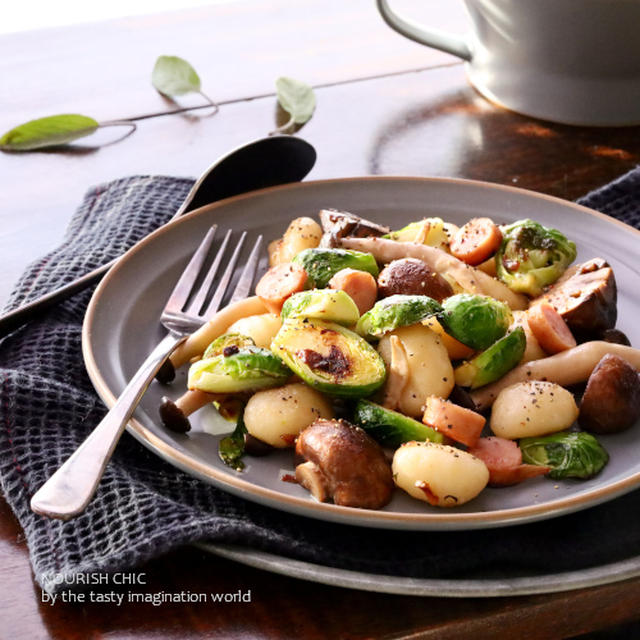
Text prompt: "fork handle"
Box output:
[[30, 332, 185, 520]]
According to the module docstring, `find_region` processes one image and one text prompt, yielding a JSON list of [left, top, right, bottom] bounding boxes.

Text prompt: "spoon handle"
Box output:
[[0, 198, 189, 340], [0, 259, 116, 338]]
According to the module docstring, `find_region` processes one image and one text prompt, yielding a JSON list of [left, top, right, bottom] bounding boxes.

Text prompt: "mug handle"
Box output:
[[376, 0, 472, 61]]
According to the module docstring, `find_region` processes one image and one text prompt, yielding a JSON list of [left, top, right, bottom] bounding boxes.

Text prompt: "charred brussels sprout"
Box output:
[[356, 294, 442, 339], [203, 333, 255, 359], [496, 220, 576, 296], [271, 317, 386, 397], [188, 346, 290, 393], [439, 294, 512, 350], [291, 248, 378, 288], [520, 431, 609, 480], [454, 327, 526, 389], [353, 399, 444, 447], [281, 289, 360, 326]]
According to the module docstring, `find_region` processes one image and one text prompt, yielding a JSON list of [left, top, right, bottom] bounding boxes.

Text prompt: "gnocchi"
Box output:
[[269, 217, 323, 266], [243, 383, 333, 448], [227, 313, 282, 349], [392, 441, 489, 507], [490, 381, 579, 439]]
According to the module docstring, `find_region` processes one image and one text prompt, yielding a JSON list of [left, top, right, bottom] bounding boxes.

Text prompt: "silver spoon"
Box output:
[[0, 135, 316, 338]]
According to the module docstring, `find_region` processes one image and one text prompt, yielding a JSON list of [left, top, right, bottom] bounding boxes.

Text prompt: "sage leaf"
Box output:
[[276, 76, 316, 126], [0, 114, 99, 151], [152, 55, 201, 97]]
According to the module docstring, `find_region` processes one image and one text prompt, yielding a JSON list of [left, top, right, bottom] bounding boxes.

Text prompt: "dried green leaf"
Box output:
[[276, 76, 316, 125], [152, 55, 201, 97], [0, 114, 99, 151]]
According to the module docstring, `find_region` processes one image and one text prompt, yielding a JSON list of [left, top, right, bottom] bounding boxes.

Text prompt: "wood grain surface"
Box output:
[[3, 492, 640, 640], [2, 0, 640, 638]]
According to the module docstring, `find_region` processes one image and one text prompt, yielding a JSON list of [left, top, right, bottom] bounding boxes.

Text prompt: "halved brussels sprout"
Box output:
[[281, 289, 360, 326], [271, 317, 386, 397], [384, 217, 449, 250], [439, 293, 512, 350], [356, 294, 442, 339], [203, 333, 255, 359], [291, 248, 379, 288], [496, 219, 576, 296], [454, 327, 526, 389], [353, 399, 444, 447], [520, 431, 609, 480], [188, 346, 290, 393]]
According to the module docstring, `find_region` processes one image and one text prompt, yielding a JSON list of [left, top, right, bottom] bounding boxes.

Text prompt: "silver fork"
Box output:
[[30, 226, 263, 520]]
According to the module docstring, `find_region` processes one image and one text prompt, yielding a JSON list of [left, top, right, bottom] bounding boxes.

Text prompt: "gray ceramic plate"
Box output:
[[83, 177, 640, 531], [198, 542, 640, 597]]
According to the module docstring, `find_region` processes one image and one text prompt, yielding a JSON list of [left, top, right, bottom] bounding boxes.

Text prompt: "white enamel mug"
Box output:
[[376, 0, 640, 126]]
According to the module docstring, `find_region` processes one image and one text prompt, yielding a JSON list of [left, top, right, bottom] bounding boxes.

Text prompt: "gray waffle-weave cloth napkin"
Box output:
[[1, 171, 640, 596]]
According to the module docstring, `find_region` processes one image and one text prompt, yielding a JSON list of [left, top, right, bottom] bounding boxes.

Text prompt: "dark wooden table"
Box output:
[[2, 1, 640, 637]]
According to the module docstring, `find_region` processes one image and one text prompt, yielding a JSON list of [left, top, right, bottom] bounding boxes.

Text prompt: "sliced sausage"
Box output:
[[579, 353, 640, 434], [255, 262, 308, 314], [328, 268, 377, 314], [527, 302, 577, 354], [423, 316, 475, 361], [510, 310, 547, 363], [449, 218, 503, 266], [476, 255, 498, 278], [422, 396, 486, 448], [468, 437, 549, 487], [377, 258, 453, 301]]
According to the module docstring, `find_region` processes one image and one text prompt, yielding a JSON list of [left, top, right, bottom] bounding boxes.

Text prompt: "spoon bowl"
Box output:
[[181, 135, 316, 214]]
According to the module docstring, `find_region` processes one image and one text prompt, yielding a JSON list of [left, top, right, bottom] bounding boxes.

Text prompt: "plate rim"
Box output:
[[82, 175, 640, 530], [197, 541, 640, 597]]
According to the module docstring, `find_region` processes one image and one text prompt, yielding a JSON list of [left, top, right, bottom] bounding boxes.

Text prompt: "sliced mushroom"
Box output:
[[295, 418, 394, 509], [539, 258, 617, 334], [318, 209, 389, 248], [382, 335, 409, 411], [295, 461, 328, 502]]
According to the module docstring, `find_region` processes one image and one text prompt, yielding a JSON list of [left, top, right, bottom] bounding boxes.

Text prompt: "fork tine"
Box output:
[[164, 225, 217, 312], [185, 229, 232, 315], [229, 235, 263, 305], [203, 231, 247, 317]]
